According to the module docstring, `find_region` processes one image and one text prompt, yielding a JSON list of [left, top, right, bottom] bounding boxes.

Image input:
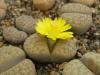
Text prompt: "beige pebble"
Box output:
[[33, 0, 55, 11]]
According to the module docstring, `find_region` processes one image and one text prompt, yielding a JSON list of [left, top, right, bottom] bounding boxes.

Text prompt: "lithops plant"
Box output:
[[0, 0, 7, 19], [70, 0, 97, 6], [58, 3, 93, 15], [63, 59, 95, 75], [81, 52, 100, 75], [3, 27, 28, 44], [58, 3, 93, 35], [33, 0, 55, 11], [24, 33, 77, 63], [0, 59, 37, 75], [16, 15, 36, 34], [60, 13, 92, 35], [24, 17, 77, 63], [0, 46, 26, 73]]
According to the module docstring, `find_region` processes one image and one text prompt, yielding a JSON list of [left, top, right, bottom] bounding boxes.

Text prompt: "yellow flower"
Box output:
[[35, 17, 74, 40]]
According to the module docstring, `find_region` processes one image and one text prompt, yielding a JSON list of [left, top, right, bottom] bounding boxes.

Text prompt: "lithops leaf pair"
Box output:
[[0, 46, 37, 75], [3, 27, 28, 44], [58, 3, 93, 35], [63, 52, 100, 75], [24, 33, 78, 63]]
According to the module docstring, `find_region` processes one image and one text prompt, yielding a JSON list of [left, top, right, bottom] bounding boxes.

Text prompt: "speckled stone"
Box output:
[[0, 59, 37, 75], [81, 52, 100, 75], [24, 33, 51, 63], [70, 0, 97, 6], [0, 0, 7, 19], [0, 46, 26, 73], [33, 0, 55, 11], [16, 15, 36, 34], [63, 59, 94, 75], [58, 3, 92, 15], [60, 13, 93, 35], [3, 27, 28, 44], [51, 38, 77, 63]]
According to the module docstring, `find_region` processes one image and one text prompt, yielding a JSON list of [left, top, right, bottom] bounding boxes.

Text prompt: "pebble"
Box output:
[[0, 0, 7, 19], [33, 0, 55, 11], [81, 52, 100, 75], [0, 59, 37, 75], [0, 46, 26, 73], [58, 3, 93, 15], [60, 13, 93, 35], [51, 38, 78, 63], [63, 59, 94, 75], [16, 15, 36, 34], [3, 27, 28, 44], [50, 71, 59, 75], [24, 33, 51, 63], [70, 0, 97, 6]]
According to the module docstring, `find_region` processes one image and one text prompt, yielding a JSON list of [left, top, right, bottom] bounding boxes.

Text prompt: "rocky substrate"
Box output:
[[0, 0, 100, 75]]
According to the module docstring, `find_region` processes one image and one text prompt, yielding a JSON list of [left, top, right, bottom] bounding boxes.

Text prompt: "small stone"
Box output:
[[50, 71, 59, 75], [51, 38, 77, 63], [16, 15, 36, 34], [33, 0, 55, 11], [0, 0, 7, 19], [0, 59, 37, 75], [0, 46, 26, 73], [70, 0, 97, 6], [58, 3, 92, 15], [81, 52, 100, 75], [96, 49, 100, 53], [94, 31, 100, 38], [60, 13, 93, 35], [24, 33, 51, 63], [63, 59, 94, 75], [3, 27, 28, 44]]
